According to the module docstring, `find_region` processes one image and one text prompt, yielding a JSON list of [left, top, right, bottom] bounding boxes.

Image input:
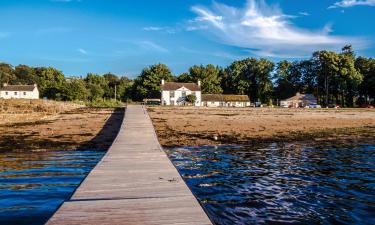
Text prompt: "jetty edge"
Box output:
[[47, 105, 212, 225]]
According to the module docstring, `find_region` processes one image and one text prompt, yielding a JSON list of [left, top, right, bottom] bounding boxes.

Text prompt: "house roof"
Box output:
[[0, 85, 37, 92], [202, 94, 250, 102], [284, 93, 316, 102], [161, 82, 201, 91]]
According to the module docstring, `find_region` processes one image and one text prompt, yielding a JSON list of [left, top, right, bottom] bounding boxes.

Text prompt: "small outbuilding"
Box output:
[[201, 94, 250, 107], [280, 93, 317, 108], [0, 84, 39, 99]]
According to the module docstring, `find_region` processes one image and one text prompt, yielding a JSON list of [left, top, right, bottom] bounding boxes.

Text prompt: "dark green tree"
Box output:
[[14, 65, 37, 84], [0, 63, 16, 84], [132, 63, 174, 100], [188, 64, 223, 94], [34, 67, 65, 99]]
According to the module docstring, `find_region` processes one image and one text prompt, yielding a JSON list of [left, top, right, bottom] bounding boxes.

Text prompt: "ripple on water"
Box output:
[[0, 150, 104, 225], [166, 143, 375, 225]]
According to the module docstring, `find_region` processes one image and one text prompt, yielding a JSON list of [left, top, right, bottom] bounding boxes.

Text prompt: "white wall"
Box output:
[[202, 101, 250, 107], [0, 89, 39, 99], [162, 87, 201, 106]]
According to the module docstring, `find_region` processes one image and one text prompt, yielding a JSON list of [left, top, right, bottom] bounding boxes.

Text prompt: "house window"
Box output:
[[14, 92, 17, 95], [5, 92, 8, 95], [170, 91, 175, 98], [23, 92, 27, 96], [182, 91, 186, 97]]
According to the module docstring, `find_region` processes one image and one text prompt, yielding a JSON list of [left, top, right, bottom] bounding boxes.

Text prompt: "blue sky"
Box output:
[[0, 0, 374, 77]]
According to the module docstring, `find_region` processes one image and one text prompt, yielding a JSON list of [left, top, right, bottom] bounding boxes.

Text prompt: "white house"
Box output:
[[280, 93, 317, 108], [0, 84, 39, 99], [161, 80, 201, 106], [201, 94, 251, 107]]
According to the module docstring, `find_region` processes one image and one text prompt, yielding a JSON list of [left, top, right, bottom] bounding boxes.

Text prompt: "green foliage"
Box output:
[[34, 67, 65, 99], [226, 58, 274, 104], [62, 79, 89, 101], [132, 63, 174, 100], [188, 64, 223, 94], [0, 45, 372, 108], [185, 94, 197, 104]]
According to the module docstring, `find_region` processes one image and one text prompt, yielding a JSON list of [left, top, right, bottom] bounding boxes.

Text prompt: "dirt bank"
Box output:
[[0, 100, 124, 151], [148, 107, 375, 147]]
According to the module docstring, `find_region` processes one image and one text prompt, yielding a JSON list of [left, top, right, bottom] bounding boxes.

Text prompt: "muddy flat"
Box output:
[[0, 100, 124, 151], [148, 107, 375, 146]]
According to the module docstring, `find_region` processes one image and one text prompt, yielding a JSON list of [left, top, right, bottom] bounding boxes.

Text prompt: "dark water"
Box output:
[[166, 143, 375, 225], [0, 150, 104, 225]]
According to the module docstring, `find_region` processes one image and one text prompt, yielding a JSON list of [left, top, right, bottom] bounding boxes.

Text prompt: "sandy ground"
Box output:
[[148, 107, 375, 146], [0, 105, 124, 152]]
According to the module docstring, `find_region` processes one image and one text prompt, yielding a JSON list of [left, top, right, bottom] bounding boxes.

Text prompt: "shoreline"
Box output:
[[148, 107, 375, 147], [0, 102, 125, 152]]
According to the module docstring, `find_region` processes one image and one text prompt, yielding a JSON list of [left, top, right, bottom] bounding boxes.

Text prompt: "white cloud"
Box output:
[[329, 0, 375, 9], [190, 0, 366, 58], [142, 26, 176, 34], [138, 41, 169, 53], [78, 48, 88, 55], [50, 0, 81, 2], [299, 12, 310, 16]]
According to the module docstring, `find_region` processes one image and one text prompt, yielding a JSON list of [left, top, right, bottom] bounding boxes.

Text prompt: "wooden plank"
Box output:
[[47, 105, 212, 225]]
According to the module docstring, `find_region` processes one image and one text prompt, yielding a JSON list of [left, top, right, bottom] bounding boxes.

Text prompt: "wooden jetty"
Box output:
[[47, 105, 212, 225]]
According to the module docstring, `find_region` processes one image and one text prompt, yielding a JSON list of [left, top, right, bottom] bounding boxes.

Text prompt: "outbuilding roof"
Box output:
[[0, 84, 37, 92], [202, 94, 250, 102], [161, 82, 201, 91], [284, 93, 316, 102]]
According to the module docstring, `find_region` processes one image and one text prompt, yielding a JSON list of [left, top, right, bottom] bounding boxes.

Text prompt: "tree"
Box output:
[[338, 46, 362, 107], [14, 65, 37, 84], [226, 58, 274, 104], [34, 67, 65, 99], [0, 63, 16, 84], [62, 79, 89, 101], [132, 64, 174, 100], [274, 60, 297, 100], [188, 64, 223, 94], [312, 50, 340, 106], [103, 73, 120, 99], [185, 94, 197, 105], [84, 73, 108, 100], [356, 56, 375, 104], [177, 72, 192, 83]]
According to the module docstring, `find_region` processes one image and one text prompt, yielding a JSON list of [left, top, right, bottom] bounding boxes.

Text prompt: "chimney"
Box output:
[[161, 79, 165, 85], [34, 84, 37, 87], [198, 80, 201, 86], [296, 92, 300, 96]]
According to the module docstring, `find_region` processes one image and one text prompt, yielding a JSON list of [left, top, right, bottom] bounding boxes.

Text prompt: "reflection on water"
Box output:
[[0, 150, 104, 225], [166, 143, 375, 225]]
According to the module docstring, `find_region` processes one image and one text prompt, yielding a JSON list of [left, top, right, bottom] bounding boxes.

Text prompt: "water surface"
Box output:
[[166, 143, 375, 225], [0, 150, 104, 225]]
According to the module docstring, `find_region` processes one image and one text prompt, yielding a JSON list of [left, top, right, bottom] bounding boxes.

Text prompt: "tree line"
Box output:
[[0, 45, 374, 107]]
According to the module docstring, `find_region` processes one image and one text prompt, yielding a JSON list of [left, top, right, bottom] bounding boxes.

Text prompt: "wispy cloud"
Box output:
[[50, 0, 82, 2], [78, 48, 88, 55], [329, 0, 375, 9], [190, 0, 366, 58], [299, 12, 310, 16], [142, 26, 176, 34], [137, 41, 169, 53]]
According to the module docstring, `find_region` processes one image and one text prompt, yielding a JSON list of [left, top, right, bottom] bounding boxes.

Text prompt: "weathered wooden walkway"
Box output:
[[47, 105, 212, 225]]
